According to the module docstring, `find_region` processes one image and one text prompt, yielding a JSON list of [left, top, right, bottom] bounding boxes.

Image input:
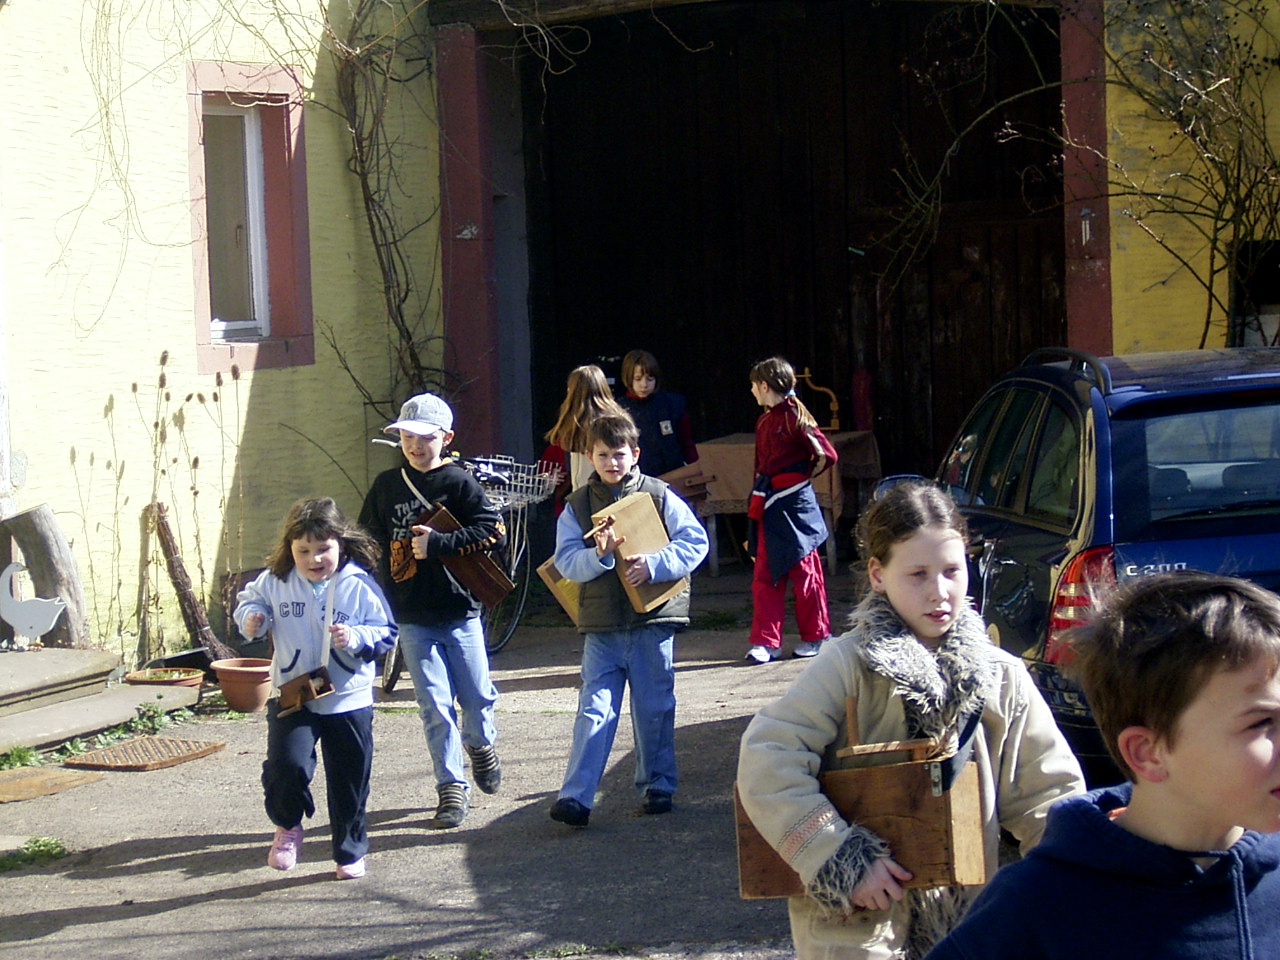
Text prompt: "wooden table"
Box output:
[[693, 431, 882, 576]]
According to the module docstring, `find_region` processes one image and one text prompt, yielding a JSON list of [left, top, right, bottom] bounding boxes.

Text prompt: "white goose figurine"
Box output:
[[0, 562, 67, 639]]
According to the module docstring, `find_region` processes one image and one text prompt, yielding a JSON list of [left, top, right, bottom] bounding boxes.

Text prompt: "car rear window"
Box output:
[[1113, 398, 1280, 539]]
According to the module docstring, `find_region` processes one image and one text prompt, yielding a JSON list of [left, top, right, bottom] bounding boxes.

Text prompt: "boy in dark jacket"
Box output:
[[359, 394, 504, 829], [925, 570, 1280, 960], [548, 414, 708, 828]]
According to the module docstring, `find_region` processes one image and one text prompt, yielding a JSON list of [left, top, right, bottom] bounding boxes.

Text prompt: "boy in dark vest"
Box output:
[[548, 414, 709, 828]]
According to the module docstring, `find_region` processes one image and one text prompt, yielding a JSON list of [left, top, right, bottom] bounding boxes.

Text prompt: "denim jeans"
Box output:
[[558, 624, 677, 808], [398, 617, 497, 788]]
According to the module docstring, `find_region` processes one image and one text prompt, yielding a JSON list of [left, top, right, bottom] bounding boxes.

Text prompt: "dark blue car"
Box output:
[[924, 347, 1280, 783]]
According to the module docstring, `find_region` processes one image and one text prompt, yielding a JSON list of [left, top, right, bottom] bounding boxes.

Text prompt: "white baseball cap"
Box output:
[[383, 393, 454, 436]]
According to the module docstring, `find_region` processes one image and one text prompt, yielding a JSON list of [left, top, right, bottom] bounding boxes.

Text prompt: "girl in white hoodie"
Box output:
[[235, 497, 396, 880]]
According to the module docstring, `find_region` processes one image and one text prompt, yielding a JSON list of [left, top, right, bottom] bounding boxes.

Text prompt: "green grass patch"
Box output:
[[0, 837, 67, 872], [0, 745, 40, 770], [522, 944, 630, 959]]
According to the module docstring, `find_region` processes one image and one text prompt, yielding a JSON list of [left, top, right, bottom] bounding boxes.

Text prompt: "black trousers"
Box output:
[[262, 701, 374, 866]]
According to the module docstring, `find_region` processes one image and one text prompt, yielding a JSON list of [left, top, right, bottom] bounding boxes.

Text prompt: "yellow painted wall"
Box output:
[[1104, 89, 1223, 354], [0, 2, 440, 665], [1103, 5, 1280, 354]]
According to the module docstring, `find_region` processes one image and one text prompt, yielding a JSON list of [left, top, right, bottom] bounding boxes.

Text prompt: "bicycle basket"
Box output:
[[470, 456, 563, 509]]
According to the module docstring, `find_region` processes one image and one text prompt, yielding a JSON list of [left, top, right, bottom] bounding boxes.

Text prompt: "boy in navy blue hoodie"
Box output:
[[926, 570, 1280, 960]]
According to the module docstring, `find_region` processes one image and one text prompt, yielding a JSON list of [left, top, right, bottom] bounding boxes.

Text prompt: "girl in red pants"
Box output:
[[745, 357, 838, 663]]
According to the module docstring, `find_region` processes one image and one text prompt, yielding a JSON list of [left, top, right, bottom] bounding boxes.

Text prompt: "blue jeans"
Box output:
[[558, 624, 677, 808], [399, 618, 498, 788]]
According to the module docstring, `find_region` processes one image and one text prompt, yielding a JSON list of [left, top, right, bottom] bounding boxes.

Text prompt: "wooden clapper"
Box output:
[[538, 490, 688, 624], [420, 504, 514, 609], [399, 467, 514, 610], [734, 697, 987, 898]]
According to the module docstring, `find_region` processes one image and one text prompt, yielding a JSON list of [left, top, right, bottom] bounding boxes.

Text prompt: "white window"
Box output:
[[202, 101, 271, 340]]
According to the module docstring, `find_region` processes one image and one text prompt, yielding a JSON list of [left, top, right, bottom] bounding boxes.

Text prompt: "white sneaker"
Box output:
[[745, 644, 779, 664], [793, 640, 825, 659], [335, 857, 366, 880]]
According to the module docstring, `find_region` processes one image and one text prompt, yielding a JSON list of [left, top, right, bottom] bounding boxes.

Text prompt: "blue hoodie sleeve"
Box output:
[[554, 501, 615, 583]]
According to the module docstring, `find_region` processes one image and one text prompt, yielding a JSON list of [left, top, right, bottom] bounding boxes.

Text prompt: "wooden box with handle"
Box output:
[[734, 698, 987, 898]]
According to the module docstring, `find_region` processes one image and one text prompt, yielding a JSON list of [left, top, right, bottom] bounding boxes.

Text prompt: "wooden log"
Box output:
[[145, 502, 237, 661], [0, 503, 90, 647]]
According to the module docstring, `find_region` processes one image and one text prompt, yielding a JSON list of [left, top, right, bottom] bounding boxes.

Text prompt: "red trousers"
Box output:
[[749, 530, 830, 648]]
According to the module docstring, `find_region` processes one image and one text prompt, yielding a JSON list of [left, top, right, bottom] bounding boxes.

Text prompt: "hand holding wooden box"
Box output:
[[590, 492, 688, 613]]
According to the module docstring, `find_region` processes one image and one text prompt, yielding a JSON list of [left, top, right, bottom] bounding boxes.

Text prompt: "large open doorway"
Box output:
[[438, 0, 1070, 475]]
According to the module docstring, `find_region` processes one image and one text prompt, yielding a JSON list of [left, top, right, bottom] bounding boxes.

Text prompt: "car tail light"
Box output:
[[1045, 546, 1116, 664]]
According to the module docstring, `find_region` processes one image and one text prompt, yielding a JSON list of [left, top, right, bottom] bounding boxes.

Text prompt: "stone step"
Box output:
[[0, 683, 200, 754], [0, 648, 120, 718]]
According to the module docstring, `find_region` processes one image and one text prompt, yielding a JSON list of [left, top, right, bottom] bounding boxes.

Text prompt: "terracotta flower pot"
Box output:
[[209, 657, 273, 713]]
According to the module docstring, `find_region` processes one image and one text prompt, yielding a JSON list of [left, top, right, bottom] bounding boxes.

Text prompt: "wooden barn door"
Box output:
[[521, 0, 1064, 474]]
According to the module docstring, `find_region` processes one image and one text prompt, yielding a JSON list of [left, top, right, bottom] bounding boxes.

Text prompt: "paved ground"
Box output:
[[0, 567, 862, 960]]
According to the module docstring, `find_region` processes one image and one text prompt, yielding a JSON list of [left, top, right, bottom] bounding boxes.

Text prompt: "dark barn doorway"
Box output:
[[516, 0, 1065, 474]]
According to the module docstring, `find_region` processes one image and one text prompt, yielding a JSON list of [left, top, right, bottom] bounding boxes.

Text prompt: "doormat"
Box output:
[[62, 736, 226, 772], [0, 766, 104, 803]]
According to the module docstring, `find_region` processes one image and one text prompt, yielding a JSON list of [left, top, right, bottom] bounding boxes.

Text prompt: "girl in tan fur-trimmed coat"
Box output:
[[736, 482, 1084, 960]]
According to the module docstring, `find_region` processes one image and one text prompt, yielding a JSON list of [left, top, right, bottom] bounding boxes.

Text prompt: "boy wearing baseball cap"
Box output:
[[359, 393, 505, 828]]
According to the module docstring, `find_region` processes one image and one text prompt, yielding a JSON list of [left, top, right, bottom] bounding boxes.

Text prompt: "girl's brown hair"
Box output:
[[750, 356, 817, 431], [544, 364, 628, 453], [621, 349, 661, 391], [265, 497, 381, 579], [857, 481, 969, 569]]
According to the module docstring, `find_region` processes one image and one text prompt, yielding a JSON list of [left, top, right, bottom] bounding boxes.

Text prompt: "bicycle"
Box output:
[[381, 454, 562, 693]]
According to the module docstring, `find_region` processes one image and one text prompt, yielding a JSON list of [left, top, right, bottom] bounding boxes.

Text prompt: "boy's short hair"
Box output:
[[587, 413, 640, 453], [1069, 570, 1280, 779]]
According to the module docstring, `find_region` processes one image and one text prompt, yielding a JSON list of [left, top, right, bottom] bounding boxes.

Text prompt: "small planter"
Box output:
[[124, 667, 205, 687], [209, 657, 273, 713]]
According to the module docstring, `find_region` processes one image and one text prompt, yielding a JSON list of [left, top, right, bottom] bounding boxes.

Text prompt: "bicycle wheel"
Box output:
[[481, 524, 531, 654], [380, 638, 405, 694]]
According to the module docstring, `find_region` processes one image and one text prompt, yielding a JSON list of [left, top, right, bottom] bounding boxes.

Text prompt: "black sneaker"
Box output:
[[431, 782, 469, 829], [549, 796, 590, 828], [642, 790, 673, 815], [466, 744, 502, 794]]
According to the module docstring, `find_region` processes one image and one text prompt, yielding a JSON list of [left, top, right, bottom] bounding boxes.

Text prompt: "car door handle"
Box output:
[[978, 539, 1016, 577]]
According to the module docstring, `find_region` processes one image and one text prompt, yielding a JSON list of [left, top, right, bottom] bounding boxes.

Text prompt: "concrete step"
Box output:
[[0, 648, 119, 717], [0, 682, 200, 754]]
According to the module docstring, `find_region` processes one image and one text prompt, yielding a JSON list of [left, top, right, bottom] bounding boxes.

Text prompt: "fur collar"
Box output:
[[846, 592, 997, 743]]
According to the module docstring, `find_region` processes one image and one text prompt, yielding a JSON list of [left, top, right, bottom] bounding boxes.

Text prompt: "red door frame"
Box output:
[[437, 25, 502, 451]]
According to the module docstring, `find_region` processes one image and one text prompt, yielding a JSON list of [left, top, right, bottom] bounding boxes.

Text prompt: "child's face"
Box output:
[[631, 369, 657, 399], [1153, 653, 1280, 846], [590, 440, 639, 486], [751, 379, 780, 408], [292, 533, 340, 583], [400, 428, 453, 472], [867, 525, 968, 645]]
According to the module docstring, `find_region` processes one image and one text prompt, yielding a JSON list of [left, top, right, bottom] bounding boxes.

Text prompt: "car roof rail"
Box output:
[[1020, 347, 1112, 395]]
